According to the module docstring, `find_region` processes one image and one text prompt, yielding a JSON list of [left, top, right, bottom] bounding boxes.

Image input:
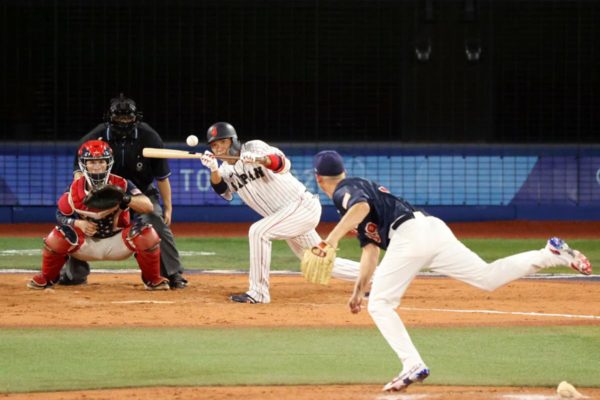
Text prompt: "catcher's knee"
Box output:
[[44, 225, 83, 254], [125, 221, 161, 252]]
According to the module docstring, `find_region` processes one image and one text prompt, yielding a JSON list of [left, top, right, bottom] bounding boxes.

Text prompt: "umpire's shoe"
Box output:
[[58, 275, 88, 286], [168, 273, 188, 289], [383, 363, 430, 392]]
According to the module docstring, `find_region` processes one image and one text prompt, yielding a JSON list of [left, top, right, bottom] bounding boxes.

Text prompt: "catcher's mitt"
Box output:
[[83, 184, 125, 210], [301, 241, 337, 285]]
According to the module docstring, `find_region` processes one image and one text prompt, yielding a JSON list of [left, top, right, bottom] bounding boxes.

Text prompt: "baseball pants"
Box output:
[[247, 192, 360, 303], [367, 212, 567, 373], [61, 194, 183, 282]]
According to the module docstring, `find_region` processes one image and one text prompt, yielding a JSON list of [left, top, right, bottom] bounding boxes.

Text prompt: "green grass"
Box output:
[[0, 326, 598, 393], [0, 237, 597, 274]]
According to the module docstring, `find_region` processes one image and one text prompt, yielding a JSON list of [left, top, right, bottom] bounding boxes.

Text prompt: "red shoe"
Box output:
[[27, 274, 55, 290]]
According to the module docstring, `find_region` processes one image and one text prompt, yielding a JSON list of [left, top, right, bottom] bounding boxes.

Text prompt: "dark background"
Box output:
[[1, 0, 599, 143]]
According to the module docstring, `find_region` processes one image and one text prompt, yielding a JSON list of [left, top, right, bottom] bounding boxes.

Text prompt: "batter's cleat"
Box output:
[[144, 279, 170, 291], [27, 274, 56, 290], [382, 363, 430, 392], [546, 237, 592, 275], [229, 293, 259, 304]]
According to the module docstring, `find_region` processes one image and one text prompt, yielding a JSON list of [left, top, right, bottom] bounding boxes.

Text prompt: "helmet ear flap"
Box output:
[[229, 137, 242, 155]]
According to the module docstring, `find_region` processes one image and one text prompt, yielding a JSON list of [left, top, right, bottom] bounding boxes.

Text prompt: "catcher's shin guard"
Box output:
[[39, 225, 84, 282], [124, 222, 165, 286]]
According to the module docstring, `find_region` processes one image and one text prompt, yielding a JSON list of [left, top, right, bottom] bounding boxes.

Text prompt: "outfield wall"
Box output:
[[0, 143, 599, 223]]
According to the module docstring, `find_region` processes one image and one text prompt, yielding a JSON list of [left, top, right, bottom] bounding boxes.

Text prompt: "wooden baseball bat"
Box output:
[[142, 147, 240, 162]]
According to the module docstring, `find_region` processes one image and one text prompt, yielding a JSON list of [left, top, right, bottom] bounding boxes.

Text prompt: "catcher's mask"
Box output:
[[105, 93, 142, 138], [206, 122, 241, 156], [78, 140, 114, 189]]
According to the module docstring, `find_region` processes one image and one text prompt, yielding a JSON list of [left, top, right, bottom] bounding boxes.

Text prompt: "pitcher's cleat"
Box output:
[[546, 237, 592, 275], [382, 363, 430, 392]]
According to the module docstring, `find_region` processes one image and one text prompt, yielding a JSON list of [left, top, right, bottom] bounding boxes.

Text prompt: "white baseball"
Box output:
[[186, 134, 199, 147]]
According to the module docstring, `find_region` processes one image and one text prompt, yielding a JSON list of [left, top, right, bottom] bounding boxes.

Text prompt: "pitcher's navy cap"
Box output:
[[313, 150, 345, 176]]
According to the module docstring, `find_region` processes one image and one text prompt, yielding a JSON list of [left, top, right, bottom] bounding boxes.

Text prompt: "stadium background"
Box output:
[[1, 0, 599, 222]]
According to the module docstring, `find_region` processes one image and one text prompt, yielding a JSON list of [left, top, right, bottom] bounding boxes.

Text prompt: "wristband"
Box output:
[[119, 194, 132, 209]]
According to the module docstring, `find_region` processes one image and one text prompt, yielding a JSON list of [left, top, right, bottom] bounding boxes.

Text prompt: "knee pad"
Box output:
[[125, 221, 161, 252], [44, 225, 83, 254]]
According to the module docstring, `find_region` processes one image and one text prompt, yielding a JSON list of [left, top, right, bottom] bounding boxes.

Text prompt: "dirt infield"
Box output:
[[5, 384, 598, 400], [1, 221, 599, 399], [2, 275, 599, 329], [2, 274, 599, 399]]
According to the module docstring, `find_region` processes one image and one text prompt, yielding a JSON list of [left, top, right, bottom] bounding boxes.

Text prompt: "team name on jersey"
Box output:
[[229, 166, 266, 192]]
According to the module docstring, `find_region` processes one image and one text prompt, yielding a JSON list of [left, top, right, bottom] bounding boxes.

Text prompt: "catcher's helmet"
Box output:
[[206, 122, 241, 155], [78, 140, 114, 188], [105, 93, 142, 138]]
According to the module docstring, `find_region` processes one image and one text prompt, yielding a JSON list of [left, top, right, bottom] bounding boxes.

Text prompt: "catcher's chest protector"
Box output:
[[68, 176, 130, 238]]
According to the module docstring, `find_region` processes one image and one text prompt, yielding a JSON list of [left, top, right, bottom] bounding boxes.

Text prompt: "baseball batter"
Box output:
[[198, 122, 359, 304], [312, 150, 592, 392]]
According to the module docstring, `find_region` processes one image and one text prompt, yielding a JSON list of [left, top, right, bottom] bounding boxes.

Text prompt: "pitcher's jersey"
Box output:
[[217, 140, 307, 217], [332, 177, 417, 250]]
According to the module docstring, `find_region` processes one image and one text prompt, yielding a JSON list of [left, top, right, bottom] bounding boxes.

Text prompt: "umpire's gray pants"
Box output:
[[61, 194, 184, 281]]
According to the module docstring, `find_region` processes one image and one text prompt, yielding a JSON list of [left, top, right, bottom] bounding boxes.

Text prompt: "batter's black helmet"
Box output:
[[206, 122, 241, 155]]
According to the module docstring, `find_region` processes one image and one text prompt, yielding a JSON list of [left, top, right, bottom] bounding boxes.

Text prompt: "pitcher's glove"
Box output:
[[83, 184, 129, 210], [301, 241, 337, 285]]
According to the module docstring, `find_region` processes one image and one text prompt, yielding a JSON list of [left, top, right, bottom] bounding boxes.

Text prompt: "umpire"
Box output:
[[59, 93, 188, 289]]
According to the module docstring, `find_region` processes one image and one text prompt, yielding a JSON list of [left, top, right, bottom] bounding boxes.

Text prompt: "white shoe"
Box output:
[[382, 363, 430, 392], [546, 237, 592, 275]]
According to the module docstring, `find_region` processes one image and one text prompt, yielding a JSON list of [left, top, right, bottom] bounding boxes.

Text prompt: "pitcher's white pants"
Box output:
[[367, 213, 566, 372], [247, 192, 359, 303]]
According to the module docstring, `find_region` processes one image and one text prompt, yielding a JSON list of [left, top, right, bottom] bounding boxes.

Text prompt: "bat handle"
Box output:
[[216, 155, 268, 164], [215, 155, 240, 162]]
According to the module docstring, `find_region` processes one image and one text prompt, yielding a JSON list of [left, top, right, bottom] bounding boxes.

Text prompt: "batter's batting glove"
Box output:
[[301, 241, 337, 285], [200, 151, 219, 172], [240, 151, 259, 163]]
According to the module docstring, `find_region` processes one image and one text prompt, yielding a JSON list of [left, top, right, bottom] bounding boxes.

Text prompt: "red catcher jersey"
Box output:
[[58, 175, 132, 238]]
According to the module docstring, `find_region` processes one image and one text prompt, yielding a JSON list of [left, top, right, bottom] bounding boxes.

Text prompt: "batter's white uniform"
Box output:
[[215, 140, 359, 303]]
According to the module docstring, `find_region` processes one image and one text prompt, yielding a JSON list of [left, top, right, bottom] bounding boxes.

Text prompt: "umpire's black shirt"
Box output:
[[73, 123, 171, 194]]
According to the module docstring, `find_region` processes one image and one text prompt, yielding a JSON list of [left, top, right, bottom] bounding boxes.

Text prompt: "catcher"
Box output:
[[306, 150, 592, 392], [28, 140, 170, 290]]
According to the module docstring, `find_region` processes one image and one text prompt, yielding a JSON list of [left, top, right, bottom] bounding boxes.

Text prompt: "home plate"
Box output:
[[111, 300, 175, 304]]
